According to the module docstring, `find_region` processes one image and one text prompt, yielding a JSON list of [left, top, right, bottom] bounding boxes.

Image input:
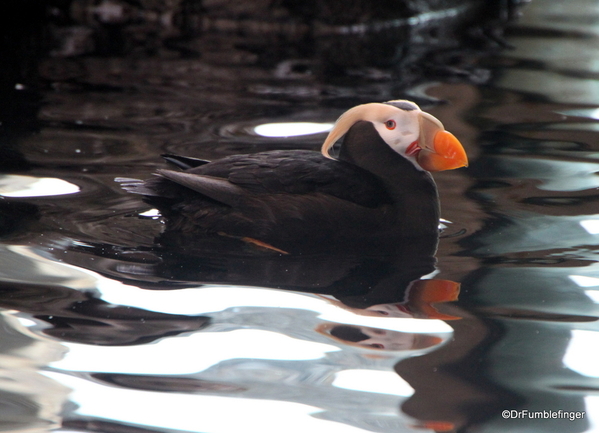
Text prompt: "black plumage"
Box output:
[[156, 149, 389, 207], [117, 102, 466, 255], [121, 125, 435, 254]]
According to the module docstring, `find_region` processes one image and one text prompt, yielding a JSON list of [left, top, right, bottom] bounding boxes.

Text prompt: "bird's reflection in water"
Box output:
[[68, 225, 461, 321], [69, 233, 463, 432], [5, 206, 463, 433], [317, 323, 445, 352]]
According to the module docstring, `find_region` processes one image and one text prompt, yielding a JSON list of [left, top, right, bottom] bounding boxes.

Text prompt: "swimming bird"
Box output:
[[118, 100, 467, 254]]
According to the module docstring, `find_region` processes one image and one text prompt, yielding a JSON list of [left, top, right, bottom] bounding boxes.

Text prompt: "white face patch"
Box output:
[[321, 101, 444, 171], [371, 108, 423, 170]]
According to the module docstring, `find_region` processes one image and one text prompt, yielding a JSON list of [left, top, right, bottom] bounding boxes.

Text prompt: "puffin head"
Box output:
[[321, 100, 468, 172]]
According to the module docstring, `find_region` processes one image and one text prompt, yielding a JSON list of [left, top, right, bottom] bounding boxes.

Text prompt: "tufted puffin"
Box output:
[[118, 100, 467, 254]]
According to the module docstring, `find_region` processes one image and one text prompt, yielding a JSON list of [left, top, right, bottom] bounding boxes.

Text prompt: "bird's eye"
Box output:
[[385, 120, 396, 130]]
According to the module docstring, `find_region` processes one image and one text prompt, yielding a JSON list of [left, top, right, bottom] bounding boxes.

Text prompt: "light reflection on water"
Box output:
[[0, 311, 67, 432], [254, 122, 333, 137], [0, 244, 452, 432], [42, 371, 382, 433], [2, 0, 599, 432], [0, 175, 79, 197], [565, 330, 599, 378]]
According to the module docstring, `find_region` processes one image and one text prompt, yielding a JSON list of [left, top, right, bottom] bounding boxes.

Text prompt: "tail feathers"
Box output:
[[162, 154, 210, 170], [115, 177, 162, 196]]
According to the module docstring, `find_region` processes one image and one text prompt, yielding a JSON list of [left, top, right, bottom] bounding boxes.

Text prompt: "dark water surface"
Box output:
[[1, 1, 599, 432]]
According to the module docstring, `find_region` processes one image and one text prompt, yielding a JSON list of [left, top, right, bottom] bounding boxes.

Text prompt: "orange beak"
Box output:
[[416, 112, 468, 172]]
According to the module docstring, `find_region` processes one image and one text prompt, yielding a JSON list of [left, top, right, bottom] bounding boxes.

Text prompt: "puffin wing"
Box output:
[[120, 150, 389, 209], [184, 150, 389, 208], [155, 169, 246, 207], [118, 150, 396, 250]]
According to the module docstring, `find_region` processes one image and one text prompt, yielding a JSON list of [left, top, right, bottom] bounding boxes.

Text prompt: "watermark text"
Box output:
[[502, 410, 585, 422]]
